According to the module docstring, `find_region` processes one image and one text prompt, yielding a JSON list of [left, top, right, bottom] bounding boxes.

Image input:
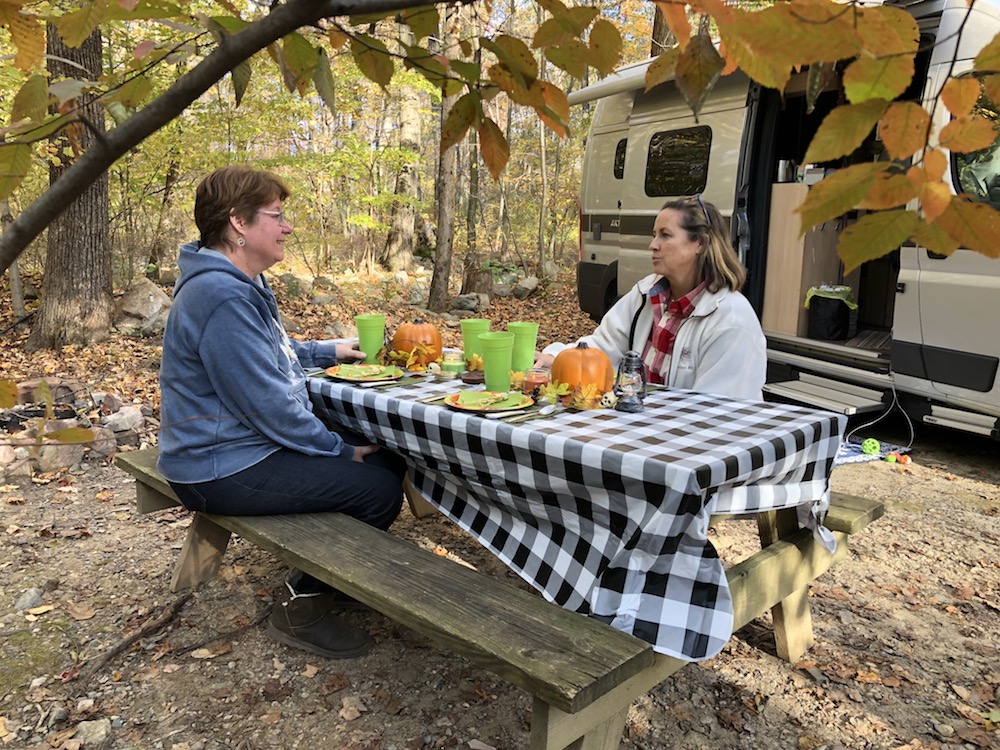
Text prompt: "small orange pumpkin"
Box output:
[[551, 342, 614, 393], [391, 318, 443, 365]]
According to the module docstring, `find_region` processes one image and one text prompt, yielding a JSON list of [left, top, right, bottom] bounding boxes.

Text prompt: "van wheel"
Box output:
[[602, 283, 619, 317]]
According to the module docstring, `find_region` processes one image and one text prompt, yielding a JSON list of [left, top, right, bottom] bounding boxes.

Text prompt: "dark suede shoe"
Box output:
[[266, 589, 372, 660], [283, 569, 370, 611]]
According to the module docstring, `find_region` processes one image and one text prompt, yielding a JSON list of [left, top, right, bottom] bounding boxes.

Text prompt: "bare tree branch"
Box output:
[[0, 0, 455, 275]]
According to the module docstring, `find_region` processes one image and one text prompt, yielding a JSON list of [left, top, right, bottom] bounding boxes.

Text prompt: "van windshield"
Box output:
[[953, 77, 1000, 210]]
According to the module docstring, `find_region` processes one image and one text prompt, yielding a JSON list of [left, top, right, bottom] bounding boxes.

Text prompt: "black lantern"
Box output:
[[613, 350, 647, 412]]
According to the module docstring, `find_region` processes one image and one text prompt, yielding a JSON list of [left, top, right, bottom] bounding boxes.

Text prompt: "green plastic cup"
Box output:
[[478, 331, 515, 392], [460, 318, 490, 367], [507, 321, 539, 374], [355, 314, 386, 364]]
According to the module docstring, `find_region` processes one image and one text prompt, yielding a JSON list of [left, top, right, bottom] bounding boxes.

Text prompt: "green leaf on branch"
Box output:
[[479, 118, 509, 180], [0, 144, 33, 201], [843, 55, 914, 104], [932, 199, 1000, 258], [487, 35, 538, 80], [546, 41, 588, 79], [313, 49, 335, 113], [400, 6, 439, 42], [103, 74, 154, 110], [282, 32, 319, 94], [675, 29, 724, 117], [798, 162, 885, 230], [441, 92, 479, 154], [804, 99, 888, 163], [12, 75, 50, 125], [351, 35, 394, 88], [0, 380, 17, 409], [974, 32, 1000, 70], [534, 18, 576, 49], [587, 19, 622, 77], [232, 60, 251, 106], [879, 101, 931, 160], [46, 427, 97, 445], [55, 3, 107, 48], [838, 210, 918, 273]]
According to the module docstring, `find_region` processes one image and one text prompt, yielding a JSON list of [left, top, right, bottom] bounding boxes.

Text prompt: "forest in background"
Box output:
[[2, 0, 662, 291]]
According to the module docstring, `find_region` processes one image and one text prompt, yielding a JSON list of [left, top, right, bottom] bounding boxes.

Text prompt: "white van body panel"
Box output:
[[571, 0, 1000, 437]]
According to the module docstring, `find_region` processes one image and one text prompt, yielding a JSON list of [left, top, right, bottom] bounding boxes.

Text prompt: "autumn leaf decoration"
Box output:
[[385, 343, 439, 372], [538, 380, 571, 405], [566, 383, 604, 411], [466, 353, 485, 372]]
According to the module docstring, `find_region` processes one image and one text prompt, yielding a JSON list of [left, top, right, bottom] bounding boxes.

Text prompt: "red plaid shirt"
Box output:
[[642, 281, 706, 385]]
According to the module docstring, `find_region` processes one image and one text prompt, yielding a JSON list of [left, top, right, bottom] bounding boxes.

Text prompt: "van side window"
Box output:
[[614, 139, 627, 179], [644, 126, 711, 197], [953, 77, 1000, 210]]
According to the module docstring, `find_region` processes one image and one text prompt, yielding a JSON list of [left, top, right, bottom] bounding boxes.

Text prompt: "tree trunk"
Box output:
[[27, 27, 113, 350], [2, 201, 28, 331], [427, 7, 461, 313], [381, 29, 420, 273], [460, 46, 485, 296], [651, 6, 678, 57], [148, 158, 181, 272]]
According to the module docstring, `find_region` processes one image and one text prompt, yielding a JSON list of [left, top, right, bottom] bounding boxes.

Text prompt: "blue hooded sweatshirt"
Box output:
[[157, 241, 352, 483]]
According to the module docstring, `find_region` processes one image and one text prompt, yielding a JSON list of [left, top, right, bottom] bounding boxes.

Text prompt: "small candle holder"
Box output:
[[441, 350, 465, 374], [613, 351, 647, 412], [521, 367, 550, 398]]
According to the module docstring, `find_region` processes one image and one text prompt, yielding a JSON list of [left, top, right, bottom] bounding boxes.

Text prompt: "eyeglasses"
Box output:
[[695, 194, 711, 225], [258, 209, 291, 225]]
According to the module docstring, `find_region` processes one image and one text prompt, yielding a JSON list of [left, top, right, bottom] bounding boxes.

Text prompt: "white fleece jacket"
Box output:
[[543, 274, 767, 401]]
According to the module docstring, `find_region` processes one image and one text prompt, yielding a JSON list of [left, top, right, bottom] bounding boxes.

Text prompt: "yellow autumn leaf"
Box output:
[[510, 371, 525, 389], [983, 75, 1000, 109], [489, 34, 538, 80], [920, 180, 952, 222], [804, 99, 888, 163], [765, 1, 859, 65], [568, 383, 603, 410], [0, 379, 17, 409], [911, 217, 960, 256], [941, 76, 981, 118], [879, 101, 931, 160], [923, 148, 947, 181], [858, 171, 917, 210], [798, 162, 885, 231], [857, 4, 920, 56], [467, 353, 484, 372], [479, 118, 509, 180], [537, 81, 570, 138], [545, 40, 588, 79], [645, 47, 679, 92], [1, 3, 45, 71], [587, 18, 622, 77], [932, 199, 1000, 258], [838, 211, 919, 274], [717, 12, 790, 92], [938, 115, 998, 154], [328, 28, 349, 50]]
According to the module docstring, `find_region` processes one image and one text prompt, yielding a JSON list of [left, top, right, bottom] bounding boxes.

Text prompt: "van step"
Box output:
[[923, 405, 999, 438], [764, 374, 886, 415]]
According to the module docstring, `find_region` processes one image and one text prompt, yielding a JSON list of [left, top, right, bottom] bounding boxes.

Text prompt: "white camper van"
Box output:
[[570, 0, 1000, 439]]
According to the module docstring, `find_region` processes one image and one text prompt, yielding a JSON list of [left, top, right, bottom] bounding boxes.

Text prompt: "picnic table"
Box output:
[[307, 375, 846, 663]]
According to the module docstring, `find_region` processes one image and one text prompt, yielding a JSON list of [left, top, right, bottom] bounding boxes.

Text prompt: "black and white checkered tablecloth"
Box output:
[[307, 377, 846, 661]]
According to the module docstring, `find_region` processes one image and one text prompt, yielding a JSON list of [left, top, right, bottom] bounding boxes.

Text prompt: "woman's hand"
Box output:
[[533, 352, 555, 369], [351, 444, 381, 463], [336, 342, 366, 362]]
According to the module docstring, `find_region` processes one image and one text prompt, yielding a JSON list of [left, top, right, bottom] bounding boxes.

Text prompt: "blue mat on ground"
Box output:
[[834, 438, 911, 467]]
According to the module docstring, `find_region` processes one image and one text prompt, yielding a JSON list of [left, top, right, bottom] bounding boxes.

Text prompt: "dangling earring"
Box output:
[[236, 236, 246, 247]]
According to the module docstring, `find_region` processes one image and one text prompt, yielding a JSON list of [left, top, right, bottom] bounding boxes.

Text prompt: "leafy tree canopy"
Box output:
[[1, 0, 999, 275]]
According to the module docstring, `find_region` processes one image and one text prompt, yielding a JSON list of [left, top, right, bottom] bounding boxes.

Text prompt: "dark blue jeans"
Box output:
[[169, 432, 406, 531]]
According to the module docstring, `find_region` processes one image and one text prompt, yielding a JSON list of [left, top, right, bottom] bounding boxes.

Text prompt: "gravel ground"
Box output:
[[1, 412, 998, 750]]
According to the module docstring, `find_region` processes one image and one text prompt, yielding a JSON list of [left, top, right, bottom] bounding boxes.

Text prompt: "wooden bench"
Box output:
[[116, 448, 883, 750]]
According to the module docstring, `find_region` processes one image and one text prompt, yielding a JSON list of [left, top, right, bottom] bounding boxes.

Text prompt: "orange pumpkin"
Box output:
[[391, 318, 443, 365], [551, 342, 614, 392]]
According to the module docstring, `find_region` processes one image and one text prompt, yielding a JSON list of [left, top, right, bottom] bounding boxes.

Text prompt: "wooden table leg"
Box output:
[[756, 508, 814, 662], [170, 514, 232, 592]]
